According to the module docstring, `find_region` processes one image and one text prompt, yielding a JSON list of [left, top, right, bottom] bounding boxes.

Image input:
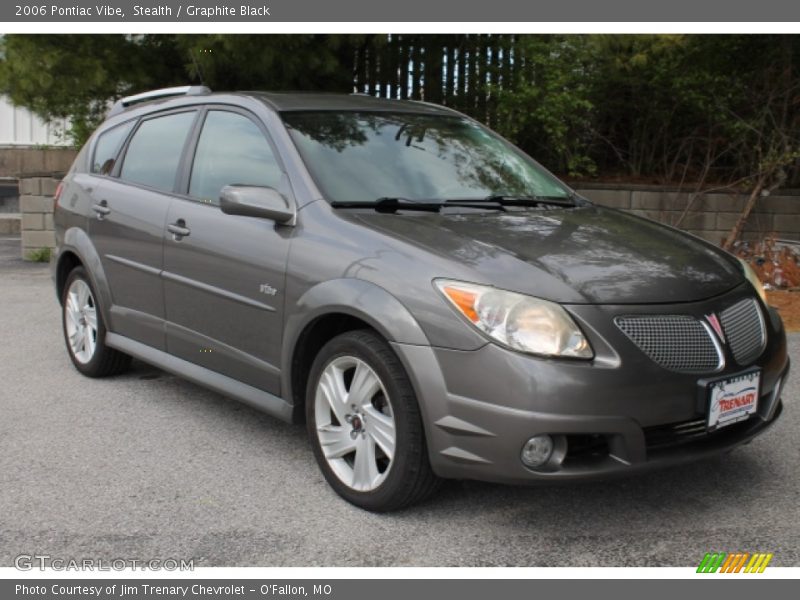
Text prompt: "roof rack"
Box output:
[[108, 85, 211, 117]]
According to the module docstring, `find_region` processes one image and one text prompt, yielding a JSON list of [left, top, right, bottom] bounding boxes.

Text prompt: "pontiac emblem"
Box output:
[[705, 313, 726, 343]]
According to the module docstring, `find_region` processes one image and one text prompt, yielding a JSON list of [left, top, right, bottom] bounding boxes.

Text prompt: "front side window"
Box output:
[[91, 120, 135, 175], [189, 110, 282, 205], [119, 111, 196, 192], [282, 111, 571, 203]]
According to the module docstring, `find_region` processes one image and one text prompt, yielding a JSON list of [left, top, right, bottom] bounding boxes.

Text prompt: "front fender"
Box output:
[[280, 278, 430, 402]]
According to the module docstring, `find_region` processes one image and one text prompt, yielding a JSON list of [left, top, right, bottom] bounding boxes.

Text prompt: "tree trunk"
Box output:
[[722, 175, 766, 251]]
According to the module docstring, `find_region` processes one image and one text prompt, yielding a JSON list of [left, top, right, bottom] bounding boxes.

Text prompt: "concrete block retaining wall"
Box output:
[[2, 146, 77, 253], [18, 175, 59, 260], [572, 184, 800, 245]]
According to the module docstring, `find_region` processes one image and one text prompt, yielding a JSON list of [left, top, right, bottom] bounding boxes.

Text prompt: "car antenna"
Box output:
[[189, 49, 206, 86]]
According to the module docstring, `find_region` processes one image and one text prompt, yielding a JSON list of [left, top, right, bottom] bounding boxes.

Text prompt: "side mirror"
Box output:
[[220, 185, 295, 225]]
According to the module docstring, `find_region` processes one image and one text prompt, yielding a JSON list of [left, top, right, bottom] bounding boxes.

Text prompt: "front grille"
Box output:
[[720, 298, 766, 366], [643, 418, 708, 449], [644, 417, 754, 450], [616, 315, 721, 373]]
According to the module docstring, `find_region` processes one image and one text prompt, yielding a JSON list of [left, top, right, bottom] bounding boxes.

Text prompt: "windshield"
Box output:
[[281, 111, 572, 204]]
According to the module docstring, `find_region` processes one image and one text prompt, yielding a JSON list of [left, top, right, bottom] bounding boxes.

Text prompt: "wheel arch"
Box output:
[[281, 279, 430, 422], [55, 227, 114, 329]]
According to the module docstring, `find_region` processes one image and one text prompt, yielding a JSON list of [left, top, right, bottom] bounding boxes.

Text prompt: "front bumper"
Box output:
[[393, 286, 789, 484]]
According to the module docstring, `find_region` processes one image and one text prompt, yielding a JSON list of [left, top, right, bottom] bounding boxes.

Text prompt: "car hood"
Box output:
[[352, 205, 743, 304]]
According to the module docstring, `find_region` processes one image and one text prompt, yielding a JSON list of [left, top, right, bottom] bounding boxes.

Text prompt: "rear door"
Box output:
[[89, 109, 198, 349], [162, 107, 293, 394]]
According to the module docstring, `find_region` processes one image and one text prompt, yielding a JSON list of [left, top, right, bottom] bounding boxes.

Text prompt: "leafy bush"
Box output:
[[25, 247, 52, 263]]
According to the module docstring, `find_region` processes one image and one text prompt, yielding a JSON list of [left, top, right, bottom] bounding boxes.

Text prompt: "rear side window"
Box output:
[[189, 110, 282, 205], [91, 120, 134, 175], [120, 111, 196, 192]]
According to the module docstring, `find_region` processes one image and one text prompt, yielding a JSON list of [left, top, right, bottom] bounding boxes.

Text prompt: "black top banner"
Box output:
[[3, 0, 800, 22]]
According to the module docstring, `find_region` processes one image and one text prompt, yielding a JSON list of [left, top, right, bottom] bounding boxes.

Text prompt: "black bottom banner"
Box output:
[[2, 579, 793, 600]]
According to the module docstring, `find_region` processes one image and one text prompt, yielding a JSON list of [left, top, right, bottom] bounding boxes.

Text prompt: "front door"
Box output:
[[162, 109, 292, 394]]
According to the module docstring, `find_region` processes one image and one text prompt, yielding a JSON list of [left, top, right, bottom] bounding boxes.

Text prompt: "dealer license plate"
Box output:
[[706, 369, 761, 430]]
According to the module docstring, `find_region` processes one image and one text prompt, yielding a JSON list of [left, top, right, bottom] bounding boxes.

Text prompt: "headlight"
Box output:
[[737, 258, 768, 304], [434, 280, 593, 358]]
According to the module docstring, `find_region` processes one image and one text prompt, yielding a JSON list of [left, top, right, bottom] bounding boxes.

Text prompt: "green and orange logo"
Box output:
[[697, 552, 773, 573]]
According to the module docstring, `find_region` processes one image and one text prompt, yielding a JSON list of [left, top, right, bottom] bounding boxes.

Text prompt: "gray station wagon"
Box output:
[[53, 86, 789, 511]]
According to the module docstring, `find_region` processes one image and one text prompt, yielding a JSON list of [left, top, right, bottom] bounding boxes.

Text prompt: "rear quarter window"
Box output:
[[91, 120, 135, 175]]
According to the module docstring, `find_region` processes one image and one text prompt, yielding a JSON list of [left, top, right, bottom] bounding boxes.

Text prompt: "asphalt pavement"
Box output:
[[1, 235, 798, 567]]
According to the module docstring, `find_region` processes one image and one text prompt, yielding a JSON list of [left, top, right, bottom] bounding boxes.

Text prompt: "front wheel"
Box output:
[[306, 330, 439, 511]]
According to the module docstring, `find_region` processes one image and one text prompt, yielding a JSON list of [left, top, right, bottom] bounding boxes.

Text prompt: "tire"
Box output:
[[306, 329, 440, 511], [61, 266, 131, 377]]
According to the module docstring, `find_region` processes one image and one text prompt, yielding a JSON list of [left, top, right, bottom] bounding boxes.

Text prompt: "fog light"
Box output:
[[521, 435, 554, 469]]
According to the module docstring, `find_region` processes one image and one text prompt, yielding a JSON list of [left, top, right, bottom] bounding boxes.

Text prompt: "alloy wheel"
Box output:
[[64, 279, 98, 364], [314, 356, 396, 492]]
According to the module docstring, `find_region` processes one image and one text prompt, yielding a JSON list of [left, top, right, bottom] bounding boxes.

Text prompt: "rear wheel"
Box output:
[[61, 266, 131, 377], [306, 330, 439, 511]]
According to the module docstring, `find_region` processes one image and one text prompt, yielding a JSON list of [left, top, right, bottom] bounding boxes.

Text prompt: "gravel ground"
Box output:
[[0, 238, 798, 567]]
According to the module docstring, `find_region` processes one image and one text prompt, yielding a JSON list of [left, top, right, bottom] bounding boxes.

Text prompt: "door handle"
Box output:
[[92, 201, 110, 220], [167, 220, 191, 240]]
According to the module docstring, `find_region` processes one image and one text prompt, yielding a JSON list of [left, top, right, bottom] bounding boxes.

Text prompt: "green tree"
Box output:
[[175, 35, 361, 92], [0, 35, 186, 145], [0, 34, 364, 146], [492, 35, 596, 176], [585, 35, 800, 186]]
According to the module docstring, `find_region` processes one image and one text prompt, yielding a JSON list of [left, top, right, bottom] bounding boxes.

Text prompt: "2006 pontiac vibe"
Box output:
[[52, 87, 789, 511]]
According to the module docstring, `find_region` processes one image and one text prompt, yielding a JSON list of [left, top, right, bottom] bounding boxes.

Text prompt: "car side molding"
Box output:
[[106, 332, 294, 423]]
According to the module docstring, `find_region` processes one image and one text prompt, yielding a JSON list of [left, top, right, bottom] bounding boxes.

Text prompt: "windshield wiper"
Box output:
[[331, 193, 581, 213], [454, 194, 578, 208], [331, 197, 506, 213], [331, 198, 441, 213]]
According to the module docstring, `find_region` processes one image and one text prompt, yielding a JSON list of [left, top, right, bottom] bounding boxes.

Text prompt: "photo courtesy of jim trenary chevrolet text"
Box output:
[[0, 0, 799, 597]]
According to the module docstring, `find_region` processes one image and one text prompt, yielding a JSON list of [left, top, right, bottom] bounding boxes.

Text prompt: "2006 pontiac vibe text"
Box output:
[[13, 4, 271, 17], [52, 86, 790, 511]]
